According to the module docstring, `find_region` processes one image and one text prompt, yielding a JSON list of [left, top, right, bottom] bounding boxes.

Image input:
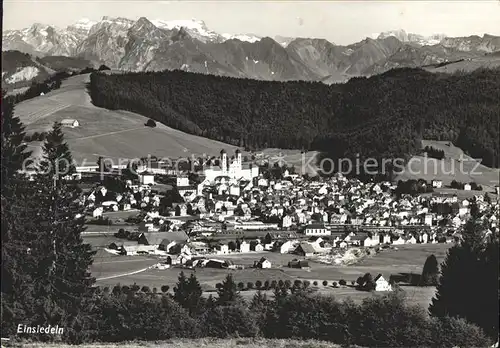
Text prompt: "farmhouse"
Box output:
[[60, 119, 79, 128], [294, 242, 321, 257], [374, 274, 393, 292], [288, 259, 309, 269], [254, 257, 272, 269], [158, 230, 191, 252]]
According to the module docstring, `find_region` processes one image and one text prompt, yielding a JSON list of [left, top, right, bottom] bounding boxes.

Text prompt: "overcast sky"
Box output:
[[3, 1, 500, 45]]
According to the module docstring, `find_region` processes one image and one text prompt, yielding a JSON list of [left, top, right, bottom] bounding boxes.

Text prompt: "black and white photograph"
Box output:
[[1, 0, 499, 347]]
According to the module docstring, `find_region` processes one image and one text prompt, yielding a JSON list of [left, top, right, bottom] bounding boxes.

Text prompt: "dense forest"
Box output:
[[88, 67, 500, 170]]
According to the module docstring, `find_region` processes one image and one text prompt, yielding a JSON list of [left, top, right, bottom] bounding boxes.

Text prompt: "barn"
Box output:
[[60, 119, 80, 128]]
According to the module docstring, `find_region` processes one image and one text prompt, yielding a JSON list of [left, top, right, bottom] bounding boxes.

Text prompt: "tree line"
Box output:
[[88, 67, 500, 171], [424, 145, 445, 160]]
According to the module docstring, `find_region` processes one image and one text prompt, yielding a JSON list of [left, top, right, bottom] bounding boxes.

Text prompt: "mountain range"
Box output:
[[3, 16, 500, 87]]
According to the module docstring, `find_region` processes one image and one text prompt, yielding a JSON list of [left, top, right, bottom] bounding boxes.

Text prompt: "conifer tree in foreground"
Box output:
[[429, 205, 499, 339], [32, 121, 96, 341], [1, 95, 37, 335], [173, 272, 204, 316], [216, 274, 243, 305], [421, 254, 439, 286]]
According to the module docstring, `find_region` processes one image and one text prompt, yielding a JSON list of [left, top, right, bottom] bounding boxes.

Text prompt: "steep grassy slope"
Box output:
[[14, 74, 239, 164], [395, 140, 500, 191]]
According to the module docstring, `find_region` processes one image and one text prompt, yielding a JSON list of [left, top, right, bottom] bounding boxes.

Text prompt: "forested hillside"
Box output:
[[89, 67, 500, 169]]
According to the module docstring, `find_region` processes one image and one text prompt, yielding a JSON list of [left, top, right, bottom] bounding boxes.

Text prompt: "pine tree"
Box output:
[[173, 273, 204, 316], [1, 95, 31, 191], [216, 274, 243, 305], [1, 97, 37, 335], [429, 216, 499, 339], [31, 122, 96, 341], [421, 254, 439, 286], [173, 272, 190, 307], [38, 122, 75, 183]]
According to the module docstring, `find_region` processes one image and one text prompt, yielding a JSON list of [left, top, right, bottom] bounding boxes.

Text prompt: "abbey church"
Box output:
[[203, 149, 259, 182]]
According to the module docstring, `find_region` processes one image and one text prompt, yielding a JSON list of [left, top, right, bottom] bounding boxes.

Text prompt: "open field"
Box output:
[[92, 243, 450, 308], [90, 249, 158, 281], [395, 140, 500, 191], [16, 338, 352, 348]]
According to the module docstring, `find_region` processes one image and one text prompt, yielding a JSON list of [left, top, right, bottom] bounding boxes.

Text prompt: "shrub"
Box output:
[[112, 285, 121, 295], [313, 281, 318, 286], [247, 282, 254, 289], [270, 280, 277, 289], [294, 280, 302, 287], [278, 279, 285, 288], [255, 280, 262, 289], [199, 305, 259, 338], [339, 279, 347, 286], [303, 280, 311, 288], [264, 280, 270, 289], [429, 316, 492, 348], [96, 293, 199, 341], [332, 281, 338, 288], [322, 280, 328, 286], [161, 285, 169, 293], [141, 286, 150, 293], [145, 119, 157, 127], [238, 282, 245, 290], [352, 292, 433, 347], [284, 280, 292, 289]]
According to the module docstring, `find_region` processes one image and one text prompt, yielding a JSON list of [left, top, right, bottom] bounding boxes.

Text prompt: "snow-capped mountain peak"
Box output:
[[151, 18, 222, 42], [72, 18, 97, 30], [221, 33, 262, 43], [374, 29, 448, 46]]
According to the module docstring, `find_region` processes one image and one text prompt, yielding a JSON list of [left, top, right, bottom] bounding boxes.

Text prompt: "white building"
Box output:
[[61, 119, 79, 128], [139, 172, 155, 185], [203, 149, 259, 182], [374, 274, 393, 292], [176, 176, 189, 187], [432, 180, 443, 188], [255, 257, 272, 269], [239, 241, 250, 253], [304, 223, 331, 236]]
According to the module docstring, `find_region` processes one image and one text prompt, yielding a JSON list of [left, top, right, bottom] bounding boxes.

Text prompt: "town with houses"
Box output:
[[64, 148, 500, 289]]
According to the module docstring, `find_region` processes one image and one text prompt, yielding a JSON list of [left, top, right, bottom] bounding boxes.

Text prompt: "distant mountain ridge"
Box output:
[[3, 16, 500, 83]]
